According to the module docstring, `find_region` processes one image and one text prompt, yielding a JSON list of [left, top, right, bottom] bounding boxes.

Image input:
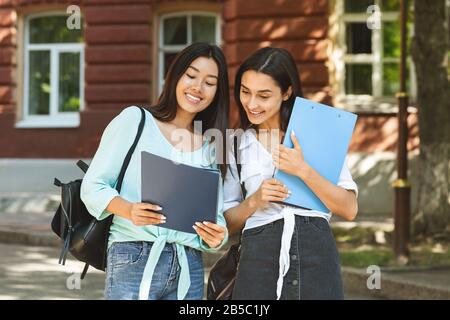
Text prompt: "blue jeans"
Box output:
[[105, 241, 204, 300]]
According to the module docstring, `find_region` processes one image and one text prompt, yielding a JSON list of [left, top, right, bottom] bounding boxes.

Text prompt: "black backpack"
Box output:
[[51, 106, 146, 278]]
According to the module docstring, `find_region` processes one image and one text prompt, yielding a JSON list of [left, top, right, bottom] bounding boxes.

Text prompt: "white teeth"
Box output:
[[186, 93, 201, 102], [250, 111, 263, 115]]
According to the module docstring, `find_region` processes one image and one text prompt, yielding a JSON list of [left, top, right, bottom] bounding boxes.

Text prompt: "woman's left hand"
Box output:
[[193, 221, 226, 248], [273, 130, 311, 180]]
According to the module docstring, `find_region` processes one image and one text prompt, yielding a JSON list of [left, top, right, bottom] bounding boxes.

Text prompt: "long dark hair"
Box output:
[[234, 47, 303, 132], [148, 42, 230, 177]]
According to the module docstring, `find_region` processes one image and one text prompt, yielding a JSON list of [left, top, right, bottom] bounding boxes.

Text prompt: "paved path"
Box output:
[[0, 243, 379, 300], [0, 243, 104, 300]]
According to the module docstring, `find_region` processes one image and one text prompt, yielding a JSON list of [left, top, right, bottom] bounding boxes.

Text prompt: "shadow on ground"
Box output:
[[0, 244, 105, 300]]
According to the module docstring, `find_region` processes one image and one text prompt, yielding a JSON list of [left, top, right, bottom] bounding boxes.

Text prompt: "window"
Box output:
[[334, 0, 416, 106], [18, 12, 84, 128], [158, 12, 220, 94]]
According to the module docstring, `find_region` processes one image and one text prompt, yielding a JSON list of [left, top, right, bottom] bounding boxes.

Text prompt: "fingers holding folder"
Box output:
[[247, 178, 290, 211], [193, 221, 226, 249], [128, 202, 166, 226], [272, 130, 310, 180], [273, 96, 358, 212]]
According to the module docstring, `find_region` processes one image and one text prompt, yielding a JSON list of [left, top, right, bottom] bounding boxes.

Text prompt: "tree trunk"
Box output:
[[411, 0, 450, 236]]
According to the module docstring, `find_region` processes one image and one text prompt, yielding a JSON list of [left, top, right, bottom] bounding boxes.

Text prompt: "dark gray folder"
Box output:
[[141, 151, 219, 234]]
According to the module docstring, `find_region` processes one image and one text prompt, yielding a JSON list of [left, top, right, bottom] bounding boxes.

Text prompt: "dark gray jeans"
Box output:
[[232, 215, 344, 300]]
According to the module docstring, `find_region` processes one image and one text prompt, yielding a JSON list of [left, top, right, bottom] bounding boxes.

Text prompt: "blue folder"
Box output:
[[141, 151, 219, 234], [273, 97, 357, 212]]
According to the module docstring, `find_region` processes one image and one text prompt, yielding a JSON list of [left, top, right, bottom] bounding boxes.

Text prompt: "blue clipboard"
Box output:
[[274, 97, 357, 212]]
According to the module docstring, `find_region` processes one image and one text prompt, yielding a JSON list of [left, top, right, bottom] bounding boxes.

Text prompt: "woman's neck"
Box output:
[[257, 113, 281, 132], [256, 113, 284, 143], [169, 107, 196, 132]]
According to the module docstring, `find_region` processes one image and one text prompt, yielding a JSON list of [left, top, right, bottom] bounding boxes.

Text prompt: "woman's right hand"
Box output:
[[128, 202, 166, 226], [248, 178, 290, 211]]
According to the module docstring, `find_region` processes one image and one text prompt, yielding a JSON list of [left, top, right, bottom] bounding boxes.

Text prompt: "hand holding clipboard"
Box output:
[[273, 97, 358, 212]]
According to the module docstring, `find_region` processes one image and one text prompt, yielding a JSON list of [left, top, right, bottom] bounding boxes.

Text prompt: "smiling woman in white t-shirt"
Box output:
[[223, 47, 358, 300]]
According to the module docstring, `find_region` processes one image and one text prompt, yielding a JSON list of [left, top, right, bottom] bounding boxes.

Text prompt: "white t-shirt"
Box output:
[[223, 130, 358, 299]]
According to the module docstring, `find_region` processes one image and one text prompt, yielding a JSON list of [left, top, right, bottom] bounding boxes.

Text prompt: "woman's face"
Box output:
[[175, 56, 219, 115], [240, 70, 290, 127]]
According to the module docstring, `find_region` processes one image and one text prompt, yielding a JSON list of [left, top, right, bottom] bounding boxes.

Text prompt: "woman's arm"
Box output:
[[294, 166, 358, 220], [224, 195, 258, 236], [106, 196, 166, 226], [80, 106, 165, 226], [223, 137, 289, 235], [80, 107, 143, 221], [225, 178, 289, 235], [106, 192, 225, 247], [273, 131, 358, 221]]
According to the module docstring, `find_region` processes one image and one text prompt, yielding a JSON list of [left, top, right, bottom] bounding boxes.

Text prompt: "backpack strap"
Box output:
[[233, 135, 246, 199], [54, 178, 62, 187], [80, 263, 89, 280], [76, 160, 89, 174], [233, 135, 247, 245], [116, 106, 146, 193]]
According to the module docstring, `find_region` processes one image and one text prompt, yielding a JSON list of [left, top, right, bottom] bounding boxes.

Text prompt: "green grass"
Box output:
[[333, 226, 450, 268], [339, 248, 393, 268], [333, 226, 377, 245]]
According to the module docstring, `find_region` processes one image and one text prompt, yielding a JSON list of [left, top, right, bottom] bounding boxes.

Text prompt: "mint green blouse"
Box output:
[[80, 106, 228, 300]]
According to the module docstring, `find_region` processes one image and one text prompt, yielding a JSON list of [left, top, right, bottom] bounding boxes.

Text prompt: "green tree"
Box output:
[[411, 0, 450, 236]]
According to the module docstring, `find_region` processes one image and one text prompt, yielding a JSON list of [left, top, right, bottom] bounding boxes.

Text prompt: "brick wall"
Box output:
[[0, 2, 15, 116], [0, 0, 419, 158], [0, 0, 222, 157], [223, 0, 331, 124], [350, 113, 419, 153]]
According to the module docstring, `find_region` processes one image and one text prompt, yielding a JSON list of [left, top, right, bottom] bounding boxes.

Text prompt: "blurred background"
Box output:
[[0, 0, 449, 300]]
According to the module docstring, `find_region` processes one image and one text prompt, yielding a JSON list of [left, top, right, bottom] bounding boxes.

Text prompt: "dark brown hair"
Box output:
[[234, 47, 303, 132], [148, 43, 230, 177]]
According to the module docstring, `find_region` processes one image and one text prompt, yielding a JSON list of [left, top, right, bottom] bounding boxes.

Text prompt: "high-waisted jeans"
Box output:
[[105, 241, 204, 300]]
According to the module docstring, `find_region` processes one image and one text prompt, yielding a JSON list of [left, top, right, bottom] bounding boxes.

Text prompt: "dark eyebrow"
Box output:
[[241, 84, 272, 94], [187, 66, 218, 80]]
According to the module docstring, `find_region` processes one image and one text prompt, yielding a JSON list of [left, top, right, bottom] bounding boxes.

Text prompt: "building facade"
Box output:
[[0, 0, 419, 159]]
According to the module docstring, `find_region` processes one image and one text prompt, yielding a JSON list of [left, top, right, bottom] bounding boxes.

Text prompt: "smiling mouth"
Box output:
[[185, 93, 202, 104], [248, 110, 265, 117]]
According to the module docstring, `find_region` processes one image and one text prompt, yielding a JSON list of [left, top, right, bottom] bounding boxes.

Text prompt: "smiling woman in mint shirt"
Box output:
[[80, 43, 229, 300], [223, 47, 358, 300]]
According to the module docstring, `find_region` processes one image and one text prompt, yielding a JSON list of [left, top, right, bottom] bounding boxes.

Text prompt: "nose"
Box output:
[[247, 95, 258, 110], [191, 79, 202, 93]]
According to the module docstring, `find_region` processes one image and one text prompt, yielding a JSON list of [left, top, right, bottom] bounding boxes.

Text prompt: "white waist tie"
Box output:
[[276, 206, 297, 300], [138, 236, 190, 300]]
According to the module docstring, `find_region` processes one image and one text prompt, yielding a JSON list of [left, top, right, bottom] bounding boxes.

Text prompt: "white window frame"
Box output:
[[333, 0, 417, 111], [17, 12, 84, 129], [158, 12, 221, 95]]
